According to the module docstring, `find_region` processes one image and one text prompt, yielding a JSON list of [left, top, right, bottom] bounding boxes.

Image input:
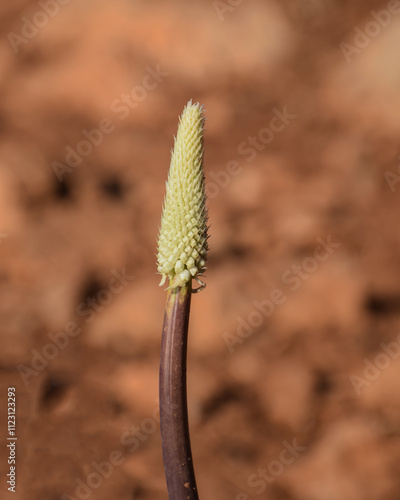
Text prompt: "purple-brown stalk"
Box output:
[[159, 283, 199, 500]]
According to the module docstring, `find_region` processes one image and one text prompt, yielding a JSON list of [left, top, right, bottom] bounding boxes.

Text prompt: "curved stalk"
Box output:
[[159, 282, 199, 500]]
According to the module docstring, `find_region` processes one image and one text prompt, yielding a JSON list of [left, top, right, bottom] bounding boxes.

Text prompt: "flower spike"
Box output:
[[157, 101, 208, 291]]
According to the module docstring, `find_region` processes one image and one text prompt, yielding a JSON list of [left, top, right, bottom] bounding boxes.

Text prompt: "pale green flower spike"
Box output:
[[157, 100, 208, 292]]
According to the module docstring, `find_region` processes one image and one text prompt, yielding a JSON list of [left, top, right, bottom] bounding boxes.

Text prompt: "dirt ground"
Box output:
[[1, 0, 400, 499]]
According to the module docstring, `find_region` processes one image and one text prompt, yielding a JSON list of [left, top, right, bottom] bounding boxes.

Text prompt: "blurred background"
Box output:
[[1, 0, 400, 499]]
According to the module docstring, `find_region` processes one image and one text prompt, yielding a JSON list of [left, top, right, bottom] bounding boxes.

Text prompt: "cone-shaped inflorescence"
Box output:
[[157, 101, 208, 291]]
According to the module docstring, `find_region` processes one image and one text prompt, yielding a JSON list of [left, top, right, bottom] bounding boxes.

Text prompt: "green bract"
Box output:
[[157, 101, 208, 291]]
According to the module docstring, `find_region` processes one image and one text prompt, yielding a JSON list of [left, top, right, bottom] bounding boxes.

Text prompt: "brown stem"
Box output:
[[159, 283, 199, 500]]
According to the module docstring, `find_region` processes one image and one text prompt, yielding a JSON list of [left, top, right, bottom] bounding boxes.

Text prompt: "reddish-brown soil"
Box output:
[[1, 1, 400, 499]]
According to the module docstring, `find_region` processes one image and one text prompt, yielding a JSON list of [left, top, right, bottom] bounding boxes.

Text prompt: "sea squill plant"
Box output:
[[157, 101, 208, 500]]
